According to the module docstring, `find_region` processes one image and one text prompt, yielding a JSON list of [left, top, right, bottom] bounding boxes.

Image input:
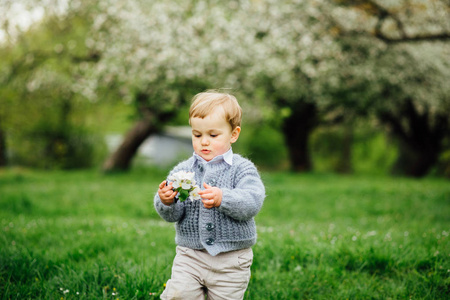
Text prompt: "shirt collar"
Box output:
[[192, 148, 234, 167]]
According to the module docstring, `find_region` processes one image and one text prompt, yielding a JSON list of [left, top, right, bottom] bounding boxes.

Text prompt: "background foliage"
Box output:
[[0, 0, 449, 176]]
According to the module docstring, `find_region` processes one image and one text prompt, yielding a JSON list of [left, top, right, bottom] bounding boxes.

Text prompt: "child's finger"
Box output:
[[202, 199, 214, 208], [200, 192, 213, 200], [164, 189, 176, 196], [159, 181, 167, 189], [161, 183, 174, 192], [198, 188, 212, 195], [203, 182, 211, 189]]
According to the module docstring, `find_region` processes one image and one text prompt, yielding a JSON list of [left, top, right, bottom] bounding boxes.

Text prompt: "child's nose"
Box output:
[[201, 137, 209, 145]]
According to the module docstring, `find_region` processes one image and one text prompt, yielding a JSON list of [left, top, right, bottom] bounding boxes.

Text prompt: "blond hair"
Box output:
[[189, 91, 242, 129]]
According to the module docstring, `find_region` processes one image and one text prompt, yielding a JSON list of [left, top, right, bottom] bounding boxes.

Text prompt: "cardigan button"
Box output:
[[206, 223, 215, 231], [197, 164, 204, 172], [206, 238, 215, 246]]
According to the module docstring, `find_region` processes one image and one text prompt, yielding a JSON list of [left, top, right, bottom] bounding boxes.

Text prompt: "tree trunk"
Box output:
[[281, 102, 317, 172], [101, 86, 193, 173], [379, 99, 448, 177], [102, 118, 157, 172], [392, 141, 439, 177]]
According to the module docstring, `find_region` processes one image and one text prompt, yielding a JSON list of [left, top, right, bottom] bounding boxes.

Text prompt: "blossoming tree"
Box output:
[[3, 0, 448, 175], [87, 0, 342, 172], [0, 0, 102, 168], [91, 0, 449, 175], [326, 0, 450, 176]]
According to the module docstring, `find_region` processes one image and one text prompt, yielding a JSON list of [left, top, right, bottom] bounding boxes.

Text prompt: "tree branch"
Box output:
[[374, 32, 450, 44], [336, 0, 450, 43]]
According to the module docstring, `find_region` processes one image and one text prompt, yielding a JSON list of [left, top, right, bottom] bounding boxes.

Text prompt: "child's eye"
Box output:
[[194, 135, 201, 138], [210, 134, 218, 138]]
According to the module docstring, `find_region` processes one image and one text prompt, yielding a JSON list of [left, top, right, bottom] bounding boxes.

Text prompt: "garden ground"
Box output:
[[1, 168, 449, 299]]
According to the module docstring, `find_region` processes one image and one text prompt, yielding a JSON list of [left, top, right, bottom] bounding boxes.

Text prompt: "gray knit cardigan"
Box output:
[[154, 154, 265, 256]]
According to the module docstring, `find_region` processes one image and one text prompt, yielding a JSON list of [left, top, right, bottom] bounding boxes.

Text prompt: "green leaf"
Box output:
[[179, 189, 190, 202]]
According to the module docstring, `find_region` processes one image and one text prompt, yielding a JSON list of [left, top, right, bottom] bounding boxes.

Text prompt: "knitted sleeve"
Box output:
[[217, 157, 265, 221], [153, 159, 192, 222]]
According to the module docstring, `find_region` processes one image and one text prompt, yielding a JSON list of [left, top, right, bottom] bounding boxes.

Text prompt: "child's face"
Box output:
[[190, 107, 241, 162]]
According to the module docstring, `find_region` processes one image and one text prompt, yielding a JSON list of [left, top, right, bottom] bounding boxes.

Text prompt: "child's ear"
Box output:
[[231, 126, 241, 143]]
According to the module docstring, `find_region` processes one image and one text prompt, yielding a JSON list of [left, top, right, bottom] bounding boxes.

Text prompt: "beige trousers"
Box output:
[[160, 246, 253, 300]]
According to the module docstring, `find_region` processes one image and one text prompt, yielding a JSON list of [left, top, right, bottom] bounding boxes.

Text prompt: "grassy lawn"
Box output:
[[0, 168, 449, 299]]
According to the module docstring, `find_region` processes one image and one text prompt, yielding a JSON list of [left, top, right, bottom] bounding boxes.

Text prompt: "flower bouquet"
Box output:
[[168, 171, 201, 202]]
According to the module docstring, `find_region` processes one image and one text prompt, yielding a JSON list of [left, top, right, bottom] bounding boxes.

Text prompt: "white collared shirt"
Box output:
[[192, 147, 234, 167]]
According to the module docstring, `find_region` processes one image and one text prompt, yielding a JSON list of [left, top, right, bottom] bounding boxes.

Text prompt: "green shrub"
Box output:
[[311, 123, 397, 175], [310, 126, 353, 173], [10, 123, 104, 169], [434, 137, 450, 178], [237, 124, 288, 170]]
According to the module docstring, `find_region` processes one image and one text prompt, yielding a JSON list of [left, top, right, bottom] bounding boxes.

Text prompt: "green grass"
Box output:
[[1, 168, 449, 299]]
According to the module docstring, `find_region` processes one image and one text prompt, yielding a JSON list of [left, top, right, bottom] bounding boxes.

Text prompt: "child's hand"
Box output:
[[158, 181, 178, 206], [199, 182, 222, 209]]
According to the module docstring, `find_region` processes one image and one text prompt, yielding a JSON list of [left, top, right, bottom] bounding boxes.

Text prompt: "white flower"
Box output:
[[169, 171, 194, 189], [189, 186, 202, 201], [181, 174, 195, 189], [168, 171, 200, 202]]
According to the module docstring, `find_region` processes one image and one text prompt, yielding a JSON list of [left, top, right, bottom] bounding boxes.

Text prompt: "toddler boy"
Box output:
[[155, 91, 265, 300]]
